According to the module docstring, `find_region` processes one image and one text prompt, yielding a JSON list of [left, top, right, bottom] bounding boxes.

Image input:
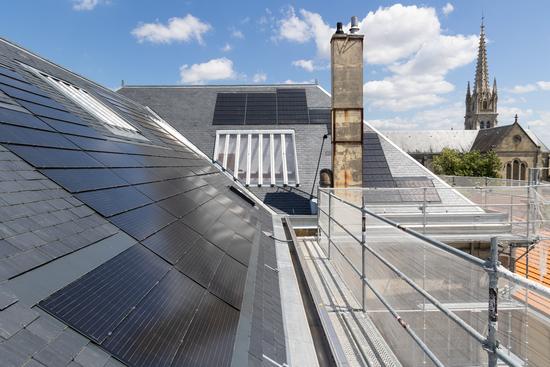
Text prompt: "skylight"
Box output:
[[214, 130, 299, 187], [22, 64, 146, 140]]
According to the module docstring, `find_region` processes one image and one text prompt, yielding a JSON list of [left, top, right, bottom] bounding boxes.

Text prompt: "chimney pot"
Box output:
[[336, 22, 344, 34], [350, 16, 359, 34]]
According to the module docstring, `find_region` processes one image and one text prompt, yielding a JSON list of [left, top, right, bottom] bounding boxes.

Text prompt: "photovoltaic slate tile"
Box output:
[[0, 107, 54, 130], [175, 238, 224, 288], [209, 255, 247, 309], [16, 100, 84, 125], [276, 88, 309, 124], [0, 123, 78, 149], [76, 186, 152, 217], [225, 233, 253, 266], [5, 145, 103, 168], [41, 168, 128, 193], [102, 269, 206, 367], [171, 291, 240, 367], [109, 204, 176, 241], [212, 93, 246, 125], [244, 92, 276, 125], [39, 245, 170, 343], [142, 220, 200, 264]]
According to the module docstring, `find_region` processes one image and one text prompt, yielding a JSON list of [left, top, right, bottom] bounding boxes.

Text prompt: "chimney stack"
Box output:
[[330, 17, 364, 190]]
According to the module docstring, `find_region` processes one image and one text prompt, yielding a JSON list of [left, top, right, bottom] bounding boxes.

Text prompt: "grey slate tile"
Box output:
[[23, 359, 47, 367], [26, 313, 66, 343], [0, 239, 20, 258], [6, 232, 47, 251], [0, 285, 18, 310], [0, 342, 28, 367], [3, 329, 48, 359], [74, 344, 110, 367], [33, 329, 87, 367], [0, 303, 39, 339]]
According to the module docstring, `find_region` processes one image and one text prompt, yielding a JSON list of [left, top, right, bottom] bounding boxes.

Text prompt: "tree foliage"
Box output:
[[432, 148, 501, 177]]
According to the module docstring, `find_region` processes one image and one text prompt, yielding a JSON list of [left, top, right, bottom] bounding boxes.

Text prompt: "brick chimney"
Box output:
[[331, 17, 364, 189]]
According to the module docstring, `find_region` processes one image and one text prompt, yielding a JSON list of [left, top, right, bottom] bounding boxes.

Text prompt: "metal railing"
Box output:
[[316, 186, 550, 367]]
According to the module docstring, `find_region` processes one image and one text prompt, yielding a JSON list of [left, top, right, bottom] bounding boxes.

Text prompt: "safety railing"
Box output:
[[317, 186, 550, 367]]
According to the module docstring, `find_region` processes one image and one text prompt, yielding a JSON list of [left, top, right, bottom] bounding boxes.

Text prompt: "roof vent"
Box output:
[[335, 22, 344, 34], [349, 16, 360, 34]]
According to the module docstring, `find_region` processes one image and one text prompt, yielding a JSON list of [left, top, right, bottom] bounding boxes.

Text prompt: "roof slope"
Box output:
[[0, 38, 286, 367], [470, 124, 514, 151]]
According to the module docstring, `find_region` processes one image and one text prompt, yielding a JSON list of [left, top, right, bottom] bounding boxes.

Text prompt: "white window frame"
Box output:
[[214, 129, 299, 187], [21, 63, 147, 141]]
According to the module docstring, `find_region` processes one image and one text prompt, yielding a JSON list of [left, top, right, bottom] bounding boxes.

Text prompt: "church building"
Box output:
[[385, 21, 549, 181]]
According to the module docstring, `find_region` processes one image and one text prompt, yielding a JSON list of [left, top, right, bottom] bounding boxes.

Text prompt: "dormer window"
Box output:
[[21, 64, 147, 141]]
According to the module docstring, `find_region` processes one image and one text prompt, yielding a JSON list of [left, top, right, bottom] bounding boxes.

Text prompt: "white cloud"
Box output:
[[276, 7, 333, 58], [369, 102, 464, 130], [537, 81, 550, 90], [252, 73, 267, 83], [509, 84, 538, 94], [442, 3, 454, 16], [231, 28, 245, 39], [73, 0, 106, 11], [292, 59, 315, 72], [179, 58, 236, 84], [275, 4, 477, 112], [221, 43, 232, 52], [132, 14, 211, 44], [283, 79, 316, 84]]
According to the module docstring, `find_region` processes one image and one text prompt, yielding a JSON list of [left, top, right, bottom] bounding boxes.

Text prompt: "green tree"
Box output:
[[432, 148, 501, 177]]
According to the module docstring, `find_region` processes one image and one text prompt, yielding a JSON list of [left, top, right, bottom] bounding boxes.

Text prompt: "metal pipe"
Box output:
[[487, 237, 499, 367], [361, 194, 366, 312], [328, 192, 332, 259], [422, 187, 427, 234], [361, 275, 445, 367]]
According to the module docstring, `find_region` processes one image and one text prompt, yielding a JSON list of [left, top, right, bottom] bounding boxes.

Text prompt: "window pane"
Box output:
[[273, 135, 284, 184], [285, 134, 297, 184], [216, 134, 226, 164], [226, 134, 237, 173], [237, 135, 248, 181], [262, 135, 271, 183], [249, 134, 260, 185]]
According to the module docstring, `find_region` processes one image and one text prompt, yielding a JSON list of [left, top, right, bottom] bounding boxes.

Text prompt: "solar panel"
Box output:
[[42, 168, 128, 193], [212, 93, 246, 125], [76, 186, 153, 217], [363, 132, 396, 189], [276, 88, 309, 124], [175, 238, 224, 288], [109, 204, 176, 240], [0, 123, 78, 149], [134, 180, 183, 201], [40, 117, 103, 138], [203, 221, 235, 252], [0, 67, 34, 84], [16, 100, 84, 125], [5, 145, 103, 168], [87, 151, 143, 168], [102, 269, 205, 367], [39, 245, 170, 343], [0, 83, 66, 110], [157, 192, 200, 218], [394, 176, 441, 203], [209, 255, 247, 309], [225, 233, 253, 266], [308, 108, 331, 125], [0, 74, 51, 97], [171, 291, 239, 367], [142, 221, 200, 264], [181, 199, 226, 235], [0, 108, 54, 130], [244, 92, 277, 125]]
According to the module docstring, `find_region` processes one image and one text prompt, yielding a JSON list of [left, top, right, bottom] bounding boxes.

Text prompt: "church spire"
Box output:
[[474, 19, 489, 93]]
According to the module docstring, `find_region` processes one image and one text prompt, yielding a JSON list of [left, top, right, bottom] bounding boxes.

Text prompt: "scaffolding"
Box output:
[[315, 183, 550, 367]]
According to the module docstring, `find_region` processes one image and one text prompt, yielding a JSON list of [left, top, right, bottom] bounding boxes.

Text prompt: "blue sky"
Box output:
[[2, 1, 550, 142]]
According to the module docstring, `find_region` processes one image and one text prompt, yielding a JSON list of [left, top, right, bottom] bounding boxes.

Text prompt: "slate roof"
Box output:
[[383, 130, 479, 154], [0, 37, 287, 367], [471, 124, 514, 152], [118, 85, 332, 214]]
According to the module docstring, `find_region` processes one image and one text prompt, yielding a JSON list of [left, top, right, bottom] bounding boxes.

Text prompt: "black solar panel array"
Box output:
[[213, 88, 321, 125], [0, 64, 262, 367]]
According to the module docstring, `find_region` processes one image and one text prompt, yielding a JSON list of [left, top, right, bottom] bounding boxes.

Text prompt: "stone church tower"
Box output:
[[465, 20, 498, 130]]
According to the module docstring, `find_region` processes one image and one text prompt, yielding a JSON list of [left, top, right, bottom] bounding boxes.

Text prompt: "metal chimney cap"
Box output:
[[350, 16, 359, 34], [335, 22, 344, 34]]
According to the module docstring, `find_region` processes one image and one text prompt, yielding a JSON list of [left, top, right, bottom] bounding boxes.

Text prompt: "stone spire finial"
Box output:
[[514, 114, 518, 123], [466, 81, 471, 97], [474, 19, 489, 93]]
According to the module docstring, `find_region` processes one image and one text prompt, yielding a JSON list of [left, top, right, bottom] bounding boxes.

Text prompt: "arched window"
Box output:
[[513, 160, 520, 180], [486, 122, 491, 128], [480, 121, 485, 129], [483, 101, 488, 109], [520, 162, 527, 181], [506, 162, 512, 179]]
